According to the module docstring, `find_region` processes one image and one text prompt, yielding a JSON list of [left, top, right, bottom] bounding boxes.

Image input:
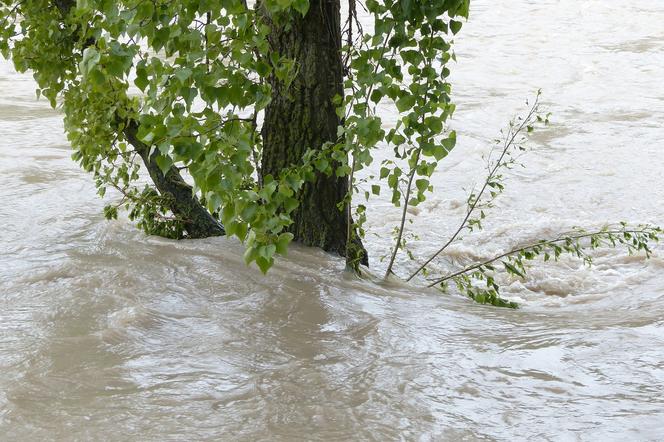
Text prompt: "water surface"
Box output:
[[1, 1, 664, 440]]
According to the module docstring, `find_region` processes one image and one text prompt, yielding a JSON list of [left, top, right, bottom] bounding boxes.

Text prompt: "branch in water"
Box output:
[[427, 224, 661, 308]]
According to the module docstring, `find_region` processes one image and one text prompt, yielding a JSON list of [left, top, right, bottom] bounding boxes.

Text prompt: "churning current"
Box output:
[[1, 0, 664, 440]]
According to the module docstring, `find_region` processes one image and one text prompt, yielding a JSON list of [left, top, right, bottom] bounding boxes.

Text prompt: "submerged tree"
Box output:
[[0, 0, 468, 270], [1, 0, 659, 306]]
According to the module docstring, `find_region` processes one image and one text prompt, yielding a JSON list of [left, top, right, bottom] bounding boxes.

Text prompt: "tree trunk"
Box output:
[[261, 0, 368, 265]]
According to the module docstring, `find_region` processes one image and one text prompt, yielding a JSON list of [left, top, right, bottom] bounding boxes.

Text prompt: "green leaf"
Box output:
[[235, 222, 248, 242], [135, 68, 149, 91], [370, 89, 384, 104], [79, 47, 100, 75], [174, 67, 192, 83], [256, 256, 273, 274], [155, 155, 173, 175], [415, 179, 429, 193], [503, 261, 525, 279], [276, 232, 294, 255], [450, 20, 463, 35], [244, 246, 258, 265], [396, 94, 416, 113], [292, 0, 310, 15], [401, 0, 413, 17]]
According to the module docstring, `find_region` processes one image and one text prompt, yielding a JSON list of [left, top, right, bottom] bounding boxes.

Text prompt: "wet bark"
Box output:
[[261, 0, 368, 265]]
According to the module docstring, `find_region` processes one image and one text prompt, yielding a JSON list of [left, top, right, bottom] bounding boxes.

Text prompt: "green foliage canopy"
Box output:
[[0, 0, 469, 272]]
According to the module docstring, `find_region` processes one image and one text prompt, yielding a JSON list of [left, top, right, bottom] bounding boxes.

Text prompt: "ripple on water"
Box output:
[[2, 0, 664, 439]]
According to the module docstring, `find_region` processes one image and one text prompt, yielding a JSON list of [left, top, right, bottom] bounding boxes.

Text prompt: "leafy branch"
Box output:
[[383, 25, 450, 279], [429, 224, 661, 307]]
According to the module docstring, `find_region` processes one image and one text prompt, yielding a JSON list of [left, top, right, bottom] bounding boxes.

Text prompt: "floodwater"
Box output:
[[2, 1, 664, 440]]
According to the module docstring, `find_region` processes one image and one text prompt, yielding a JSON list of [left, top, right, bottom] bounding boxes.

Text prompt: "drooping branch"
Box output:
[[46, 0, 223, 238], [124, 121, 224, 238]]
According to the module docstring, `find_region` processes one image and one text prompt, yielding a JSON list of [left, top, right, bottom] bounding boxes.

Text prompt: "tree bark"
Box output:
[[261, 0, 368, 265]]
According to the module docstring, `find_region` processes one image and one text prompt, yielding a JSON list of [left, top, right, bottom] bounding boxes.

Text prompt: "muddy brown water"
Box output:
[[1, 1, 664, 440]]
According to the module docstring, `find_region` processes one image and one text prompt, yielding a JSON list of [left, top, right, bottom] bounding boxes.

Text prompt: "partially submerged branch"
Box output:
[[430, 224, 661, 307], [17, 0, 226, 239]]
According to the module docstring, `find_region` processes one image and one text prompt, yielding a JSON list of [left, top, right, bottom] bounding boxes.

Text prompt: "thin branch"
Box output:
[[0, 2, 23, 30], [384, 150, 420, 278], [384, 27, 436, 279], [344, 27, 394, 268], [426, 228, 656, 287], [407, 94, 541, 281]]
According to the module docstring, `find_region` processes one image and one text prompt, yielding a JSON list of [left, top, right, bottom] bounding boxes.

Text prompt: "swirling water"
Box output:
[[1, 1, 664, 440]]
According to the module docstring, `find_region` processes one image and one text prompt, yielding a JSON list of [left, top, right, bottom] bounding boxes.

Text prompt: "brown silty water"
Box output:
[[1, 1, 664, 440]]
